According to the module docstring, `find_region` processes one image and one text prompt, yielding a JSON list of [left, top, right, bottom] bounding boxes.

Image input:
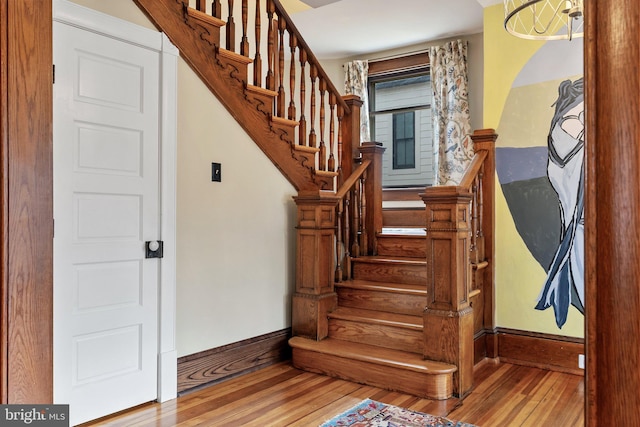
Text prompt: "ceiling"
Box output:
[[280, 0, 502, 59]]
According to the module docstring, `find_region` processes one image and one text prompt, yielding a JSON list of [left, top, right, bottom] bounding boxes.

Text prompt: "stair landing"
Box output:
[[289, 336, 456, 400]]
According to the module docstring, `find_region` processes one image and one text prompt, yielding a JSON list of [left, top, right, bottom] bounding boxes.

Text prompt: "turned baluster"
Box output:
[[335, 200, 344, 282], [471, 177, 479, 255], [319, 78, 327, 171], [343, 193, 352, 278], [351, 186, 361, 258], [212, 0, 222, 18], [266, 0, 275, 91], [277, 17, 286, 117], [226, 0, 236, 52], [196, 0, 207, 12], [360, 169, 368, 255], [337, 104, 344, 182], [309, 64, 318, 148], [288, 32, 297, 121], [475, 165, 486, 265], [298, 50, 308, 147], [328, 93, 336, 172], [253, 0, 262, 86], [241, 0, 249, 56], [478, 166, 485, 239]]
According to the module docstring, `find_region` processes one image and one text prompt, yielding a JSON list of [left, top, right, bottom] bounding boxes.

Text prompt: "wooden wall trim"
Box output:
[[585, 0, 640, 423], [474, 328, 584, 376], [0, 0, 9, 404], [177, 329, 292, 394], [2, 0, 53, 404]]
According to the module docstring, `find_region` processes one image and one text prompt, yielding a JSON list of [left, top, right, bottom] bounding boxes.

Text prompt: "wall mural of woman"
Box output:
[[535, 78, 584, 328], [494, 38, 584, 333]]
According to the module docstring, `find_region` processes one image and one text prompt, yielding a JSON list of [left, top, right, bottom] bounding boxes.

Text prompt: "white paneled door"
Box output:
[[53, 20, 161, 425]]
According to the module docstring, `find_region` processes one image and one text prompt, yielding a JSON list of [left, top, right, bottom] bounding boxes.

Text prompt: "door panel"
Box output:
[[53, 21, 161, 426]]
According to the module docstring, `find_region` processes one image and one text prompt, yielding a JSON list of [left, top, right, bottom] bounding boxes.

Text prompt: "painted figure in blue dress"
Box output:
[[535, 77, 584, 328]]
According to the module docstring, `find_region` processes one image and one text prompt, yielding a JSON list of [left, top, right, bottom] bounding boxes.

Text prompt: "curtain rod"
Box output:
[[342, 49, 430, 68], [368, 49, 430, 63]]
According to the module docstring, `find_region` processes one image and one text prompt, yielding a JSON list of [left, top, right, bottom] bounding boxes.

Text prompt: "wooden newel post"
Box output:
[[341, 95, 363, 181], [291, 192, 339, 340], [359, 142, 385, 255], [421, 186, 474, 397]]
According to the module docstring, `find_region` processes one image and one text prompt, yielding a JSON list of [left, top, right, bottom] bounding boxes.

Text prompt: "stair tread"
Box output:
[[185, 6, 226, 28], [329, 307, 423, 330], [217, 47, 253, 64], [378, 230, 427, 237], [336, 279, 427, 295], [383, 206, 425, 211], [289, 337, 456, 374], [352, 255, 426, 264]]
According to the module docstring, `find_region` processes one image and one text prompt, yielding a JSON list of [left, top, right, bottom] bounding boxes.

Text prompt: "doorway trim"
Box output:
[[53, 0, 178, 403]]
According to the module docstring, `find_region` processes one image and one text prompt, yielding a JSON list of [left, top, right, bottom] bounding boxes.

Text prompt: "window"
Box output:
[[368, 59, 434, 187], [393, 112, 415, 169]]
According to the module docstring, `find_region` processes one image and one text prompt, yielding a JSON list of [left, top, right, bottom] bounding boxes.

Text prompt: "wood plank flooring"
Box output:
[[81, 361, 584, 426]]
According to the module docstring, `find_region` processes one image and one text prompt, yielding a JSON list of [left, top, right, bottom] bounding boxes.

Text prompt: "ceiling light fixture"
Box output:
[[504, 0, 584, 40]]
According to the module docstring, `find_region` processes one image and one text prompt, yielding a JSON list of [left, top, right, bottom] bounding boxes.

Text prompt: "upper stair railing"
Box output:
[[187, 0, 354, 189]]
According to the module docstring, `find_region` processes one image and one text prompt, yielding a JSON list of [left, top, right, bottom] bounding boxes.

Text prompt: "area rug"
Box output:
[[320, 399, 476, 427]]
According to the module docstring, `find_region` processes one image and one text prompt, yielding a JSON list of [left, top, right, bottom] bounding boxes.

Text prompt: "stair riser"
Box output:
[[336, 287, 426, 316], [376, 236, 427, 258], [291, 347, 453, 400], [328, 319, 423, 354], [382, 209, 425, 227], [352, 261, 426, 285]]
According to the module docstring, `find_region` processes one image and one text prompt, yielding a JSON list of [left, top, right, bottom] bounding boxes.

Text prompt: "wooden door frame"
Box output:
[[584, 0, 640, 424], [0, 0, 637, 423], [0, 0, 54, 403]]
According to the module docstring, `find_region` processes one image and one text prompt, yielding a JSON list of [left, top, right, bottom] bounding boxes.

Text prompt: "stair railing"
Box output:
[[333, 141, 385, 282], [420, 128, 496, 397], [334, 159, 370, 282], [459, 149, 488, 289], [188, 0, 353, 189]]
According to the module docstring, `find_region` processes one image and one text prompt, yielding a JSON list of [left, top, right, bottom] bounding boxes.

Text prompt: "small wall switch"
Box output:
[[578, 354, 585, 369], [212, 162, 222, 182]]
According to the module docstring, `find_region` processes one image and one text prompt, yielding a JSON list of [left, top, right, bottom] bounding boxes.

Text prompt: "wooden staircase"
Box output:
[[132, 0, 496, 403], [290, 222, 459, 399]]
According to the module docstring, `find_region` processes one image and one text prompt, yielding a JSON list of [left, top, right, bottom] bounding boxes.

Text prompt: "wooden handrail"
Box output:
[[459, 150, 488, 190], [335, 159, 371, 199]]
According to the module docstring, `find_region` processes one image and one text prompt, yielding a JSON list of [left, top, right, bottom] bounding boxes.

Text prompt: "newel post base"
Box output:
[[291, 192, 339, 340], [423, 307, 474, 397], [421, 186, 474, 397]]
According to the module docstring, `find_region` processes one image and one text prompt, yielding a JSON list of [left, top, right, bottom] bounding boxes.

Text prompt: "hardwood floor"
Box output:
[[81, 361, 584, 426]]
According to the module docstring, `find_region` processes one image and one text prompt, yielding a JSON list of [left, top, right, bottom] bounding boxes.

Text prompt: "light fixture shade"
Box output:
[[504, 0, 584, 40]]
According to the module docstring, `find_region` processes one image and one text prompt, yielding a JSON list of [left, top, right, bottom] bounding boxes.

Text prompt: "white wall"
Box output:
[[69, 0, 297, 358]]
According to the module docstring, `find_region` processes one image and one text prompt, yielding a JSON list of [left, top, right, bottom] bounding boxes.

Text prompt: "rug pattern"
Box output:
[[320, 399, 476, 427]]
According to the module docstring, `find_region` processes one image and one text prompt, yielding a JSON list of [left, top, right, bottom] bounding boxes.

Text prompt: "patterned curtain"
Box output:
[[344, 60, 371, 143], [429, 40, 474, 185]]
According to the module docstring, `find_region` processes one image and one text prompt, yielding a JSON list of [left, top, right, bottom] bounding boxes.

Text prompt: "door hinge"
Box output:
[[52, 64, 55, 84]]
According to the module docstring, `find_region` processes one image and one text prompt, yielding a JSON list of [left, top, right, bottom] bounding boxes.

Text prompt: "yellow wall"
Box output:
[[484, 4, 584, 337]]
